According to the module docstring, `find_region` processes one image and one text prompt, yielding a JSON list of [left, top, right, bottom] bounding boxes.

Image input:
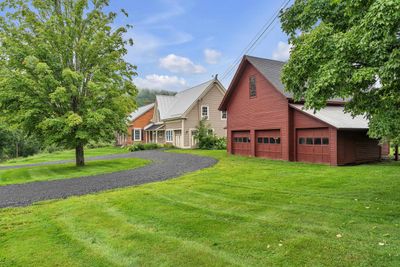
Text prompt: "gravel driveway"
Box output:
[[0, 150, 217, 208]]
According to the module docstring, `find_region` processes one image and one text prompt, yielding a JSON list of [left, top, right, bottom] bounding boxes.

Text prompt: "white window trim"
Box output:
[[165, 129, 174, 143], [133, 128, 142, 141], [221, 110, 227, 120], [201, 105, 209, 120]]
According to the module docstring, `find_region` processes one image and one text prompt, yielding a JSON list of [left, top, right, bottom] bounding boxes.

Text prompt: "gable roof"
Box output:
[[128, 103, 154, 122], [290, 104, 369, 129], [219, 55, 346, 110], [156, 78, 225, 121]]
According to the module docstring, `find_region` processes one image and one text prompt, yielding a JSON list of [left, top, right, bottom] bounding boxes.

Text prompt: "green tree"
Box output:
[[0, 0, 137, 166], [280, 0, 400, 148]]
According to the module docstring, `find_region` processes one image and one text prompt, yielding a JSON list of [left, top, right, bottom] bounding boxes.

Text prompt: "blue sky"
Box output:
[[110, 0, 292, 91]]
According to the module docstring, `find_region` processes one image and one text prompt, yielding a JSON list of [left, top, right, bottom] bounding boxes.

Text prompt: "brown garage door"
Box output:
[[232, 131, 251, 156], [255, 130, 282, 159], [297, 128, 330, 163]]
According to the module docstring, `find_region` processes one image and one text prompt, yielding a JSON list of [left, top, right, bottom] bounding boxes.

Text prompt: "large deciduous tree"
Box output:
[[280, 0, 400, 148], [0, 0, 137, 166]]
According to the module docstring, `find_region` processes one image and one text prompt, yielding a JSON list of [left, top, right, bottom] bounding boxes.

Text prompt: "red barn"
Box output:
[[219, 56, 387, 165]]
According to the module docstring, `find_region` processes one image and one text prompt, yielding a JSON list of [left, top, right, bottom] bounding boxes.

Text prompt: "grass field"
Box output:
[[0, 150, 399, 266], [0, 146, 127, 166], [0, 157, 149, 186]]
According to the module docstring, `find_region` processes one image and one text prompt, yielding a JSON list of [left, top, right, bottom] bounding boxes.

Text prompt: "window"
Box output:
[[270, 137, 276, 144], [263, 138, 269, 144], [234, 137, 238, 142], [238, 137, 243, 143], [306, 138, 313, 145], [299, 138, 305, 144], [322, 138, 329, 145], [166, 130, 173, 142], [201, 105, 209, 120], [221, 110, 227, 120], [133, 129, 141, 141], [249, 76, 256, 98], [208, 129, 214, 135], [314, 138, 322, 145], [257, 137, 263, 143], [276, 137, 281, 144]]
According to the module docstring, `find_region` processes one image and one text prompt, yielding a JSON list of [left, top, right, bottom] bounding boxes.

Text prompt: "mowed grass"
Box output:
[[0, 150, 399, 266], [0, 158, 149, 186], [0, 146, 127, 166]]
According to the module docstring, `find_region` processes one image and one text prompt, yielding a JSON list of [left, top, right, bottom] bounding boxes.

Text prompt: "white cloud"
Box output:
[[272, 41, 292, 61], [134, 74, 187, 90], [204, 49, 222, 64], [159, 54, 206, 74]]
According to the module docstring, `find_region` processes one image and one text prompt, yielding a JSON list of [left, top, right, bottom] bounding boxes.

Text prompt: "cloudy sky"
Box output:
[[110, 0, 292, 91]]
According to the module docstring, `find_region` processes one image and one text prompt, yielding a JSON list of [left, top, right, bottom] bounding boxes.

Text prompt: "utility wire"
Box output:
[[221, 0, 291, 81]]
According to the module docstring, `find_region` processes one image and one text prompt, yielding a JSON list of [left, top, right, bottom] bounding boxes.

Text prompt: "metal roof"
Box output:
[[290, 104, 369, 129], [127, 103, 154, 122], [144, 123, 165, 131], [156, 79, 216, 120]]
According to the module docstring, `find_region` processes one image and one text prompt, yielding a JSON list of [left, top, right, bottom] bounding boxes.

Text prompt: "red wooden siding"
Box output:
[[231, 131, 251, 156], [126, 107, 154, 145], [226, 62, 290, 159], [337, 130, 381, 165], [296, 128, 331, 164]]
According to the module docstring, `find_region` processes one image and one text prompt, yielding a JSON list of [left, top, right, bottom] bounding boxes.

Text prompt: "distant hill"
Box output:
[[136, 88, 176, 107]]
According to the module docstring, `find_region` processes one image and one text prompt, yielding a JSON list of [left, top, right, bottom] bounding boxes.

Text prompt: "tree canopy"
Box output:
[[280, 0, 400, 144], [0, 0, 137, 166], [136, 88, 176, 107]]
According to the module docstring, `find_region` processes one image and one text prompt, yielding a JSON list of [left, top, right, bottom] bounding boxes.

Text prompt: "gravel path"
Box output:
[[0, 150, 217, 209]]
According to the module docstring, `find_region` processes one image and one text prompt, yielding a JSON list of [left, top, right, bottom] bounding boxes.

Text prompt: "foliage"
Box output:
[[0, 157, 148, 186], [194, 119, 227, 150], [0, 150, 399, 266], [127, 142, 161, 152], [0, 125, 42, 160], [280, 0, 400, 144], [0, 0, 137, 166], [136, 88, 176, 107]]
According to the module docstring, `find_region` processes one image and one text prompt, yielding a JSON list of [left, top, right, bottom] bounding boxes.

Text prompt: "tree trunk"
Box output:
[[75, 144, 85, 166], [15, 142, 18, 158], [395, 145, 399, 161]]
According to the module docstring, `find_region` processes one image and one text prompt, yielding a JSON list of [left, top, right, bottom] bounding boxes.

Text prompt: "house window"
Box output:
[[166, 130, 173, 142], [249, 76, 256, 98], [133, 129, 142, 141], [201, 105, 209, 120], [299, 138, 305, 144], [269, 137, 276, 144], [306, 138, 314, 145], [263, 138, 269, 144], [322, 138, 329, 145], [276, 137, 281, 144], [257, 137, 263, 143], [221, 110, 227, 120], [314, 138, 322, 145]]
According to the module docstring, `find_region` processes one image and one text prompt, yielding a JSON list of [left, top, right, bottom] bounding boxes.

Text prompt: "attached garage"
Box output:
[[232, 131, 251, 156], [296, 128, 330, 164], [255, 130, 282, 159]]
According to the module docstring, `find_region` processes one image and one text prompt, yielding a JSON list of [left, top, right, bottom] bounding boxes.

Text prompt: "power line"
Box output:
[[221, 0, 291, 81]]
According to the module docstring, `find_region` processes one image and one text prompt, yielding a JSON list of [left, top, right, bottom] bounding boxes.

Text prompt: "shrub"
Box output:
[[128, 143, 161, 152], [162, 143, 175, 149], [143, 143, 161, 150], [194, 119, 226, 150]]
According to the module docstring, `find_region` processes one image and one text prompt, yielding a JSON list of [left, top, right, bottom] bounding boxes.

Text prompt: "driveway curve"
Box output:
[[0, 150, 217, 209]]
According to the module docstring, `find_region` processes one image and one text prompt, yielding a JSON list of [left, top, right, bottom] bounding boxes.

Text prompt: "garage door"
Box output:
[[296, 128, 330, 163], [255, 130, 282, 159], [232, 131, 251, 156]]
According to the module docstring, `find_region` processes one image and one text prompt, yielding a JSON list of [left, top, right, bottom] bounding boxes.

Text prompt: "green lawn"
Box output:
[[0, 157, 149, 186], [0, 146, 127, 166], [0, 150, 399, 266]]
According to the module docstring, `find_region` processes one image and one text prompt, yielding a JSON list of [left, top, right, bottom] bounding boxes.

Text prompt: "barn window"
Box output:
[[306, 138, 313, 145], [257, 137, 263, 143], [276, 137, 281, 144], [299, 138, 305, 144], [322, 138, 329, 145], [314, 138, 322, 145], [270, 137, 276, 144], [238, 137, 243, 142], [249, 76, 256, 98], [263, 138, 269, 144]]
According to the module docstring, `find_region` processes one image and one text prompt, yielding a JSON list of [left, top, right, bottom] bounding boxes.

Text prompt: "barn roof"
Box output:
[[128, 103, 154, 122], [290, 104, 369, 129]]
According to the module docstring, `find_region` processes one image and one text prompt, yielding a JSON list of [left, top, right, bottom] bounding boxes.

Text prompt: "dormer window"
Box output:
[[249, 76, 256, 98], [201, 105, 209, 120]]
